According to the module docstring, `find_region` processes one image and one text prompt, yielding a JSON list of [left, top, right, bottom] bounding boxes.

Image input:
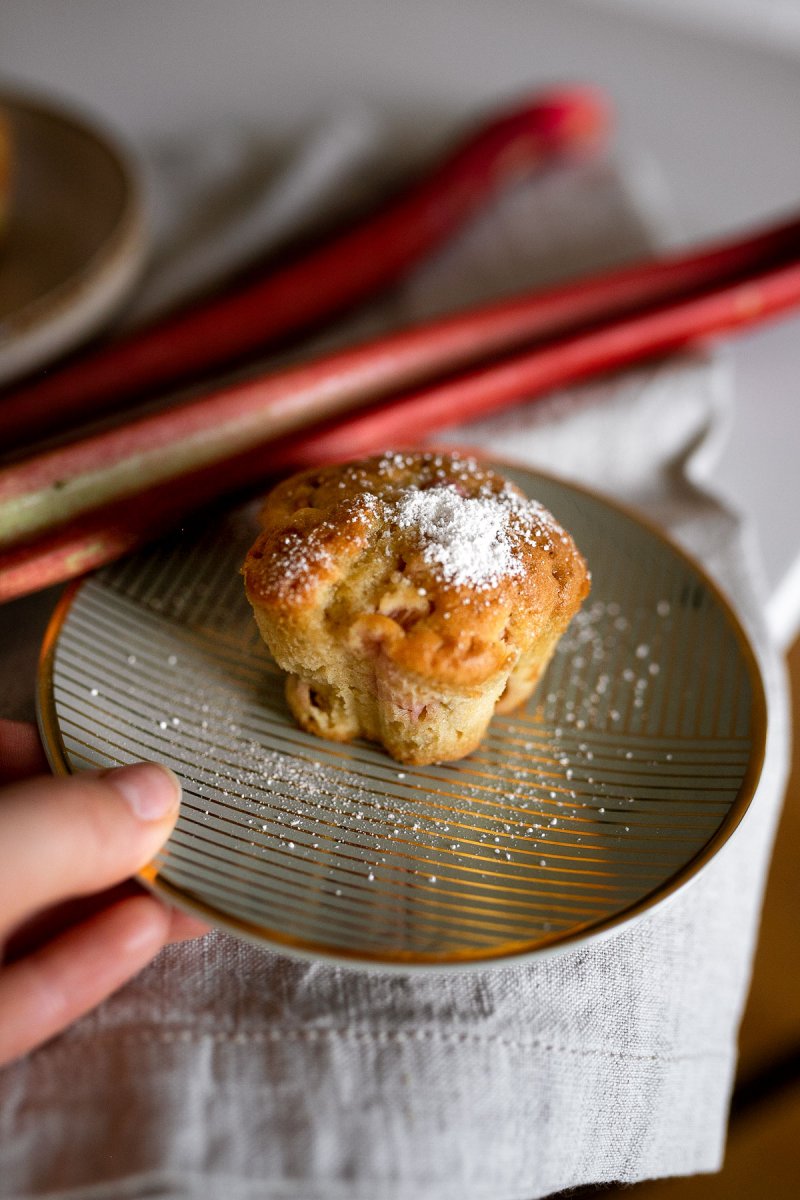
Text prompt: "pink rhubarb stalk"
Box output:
[[3, 207, 800, 547], [3, 250, 800, 602]]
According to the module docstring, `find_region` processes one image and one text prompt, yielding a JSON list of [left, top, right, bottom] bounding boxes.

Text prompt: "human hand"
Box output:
[[0, 719, 208, 1065]]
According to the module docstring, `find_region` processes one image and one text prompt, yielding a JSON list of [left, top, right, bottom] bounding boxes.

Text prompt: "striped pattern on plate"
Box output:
[[38, 465, 766, 970]]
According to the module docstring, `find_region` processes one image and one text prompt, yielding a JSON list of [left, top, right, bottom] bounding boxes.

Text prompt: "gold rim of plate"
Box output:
[[37, 458, 768, 971]]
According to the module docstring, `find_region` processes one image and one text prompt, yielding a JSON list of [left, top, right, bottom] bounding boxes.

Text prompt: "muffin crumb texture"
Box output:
[[243, 451, 590, 764]]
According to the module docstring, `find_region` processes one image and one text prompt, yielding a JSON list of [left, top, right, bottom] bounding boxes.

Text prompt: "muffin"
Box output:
[[242, 451, 590, 765]]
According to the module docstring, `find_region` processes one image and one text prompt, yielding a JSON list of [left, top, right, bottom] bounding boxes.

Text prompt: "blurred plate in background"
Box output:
[[0, 89, 146, 388]]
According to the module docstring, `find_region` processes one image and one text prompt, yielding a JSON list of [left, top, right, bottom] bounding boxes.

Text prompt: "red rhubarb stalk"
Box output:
[[3, 253, 800, 602], [278, 257, 800, 466], [4, 210, 800, 547], [0, 87, 609, 442]]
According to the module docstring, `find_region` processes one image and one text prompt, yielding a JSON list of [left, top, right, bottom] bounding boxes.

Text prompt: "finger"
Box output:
[[3, 881, 143, 962], [5, 882, 209, 961], [0, 719, 49, 783], [165, 909, 211, 944], [0, 893, 170, 1066], [0, 763, 181, 935]]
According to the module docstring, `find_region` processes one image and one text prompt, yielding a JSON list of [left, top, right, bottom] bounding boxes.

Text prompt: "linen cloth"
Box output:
[[0, 113, 790, 1199]]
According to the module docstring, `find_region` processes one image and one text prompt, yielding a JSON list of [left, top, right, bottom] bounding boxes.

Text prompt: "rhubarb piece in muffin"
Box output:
[[242, 451, 589, 765]]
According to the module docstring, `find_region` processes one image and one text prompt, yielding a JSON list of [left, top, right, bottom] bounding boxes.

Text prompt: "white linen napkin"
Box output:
[[0, 113, 789, 1200]]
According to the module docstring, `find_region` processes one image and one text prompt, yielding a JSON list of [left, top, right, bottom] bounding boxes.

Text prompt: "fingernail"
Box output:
[[106, 763, 181, 821]]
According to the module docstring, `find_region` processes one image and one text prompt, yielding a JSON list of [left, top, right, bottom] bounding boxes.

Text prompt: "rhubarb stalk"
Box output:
[[3, 209, 800, 548], [3, 252, 800, 602]]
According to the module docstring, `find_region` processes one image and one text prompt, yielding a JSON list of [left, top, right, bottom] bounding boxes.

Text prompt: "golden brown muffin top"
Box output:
[[243, 451, 590, 687]]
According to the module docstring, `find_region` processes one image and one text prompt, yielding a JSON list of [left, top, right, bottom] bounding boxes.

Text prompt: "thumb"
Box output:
[[0, 763, 181, 937]]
